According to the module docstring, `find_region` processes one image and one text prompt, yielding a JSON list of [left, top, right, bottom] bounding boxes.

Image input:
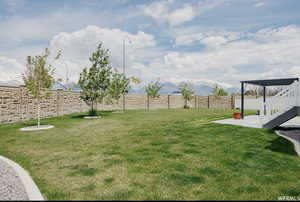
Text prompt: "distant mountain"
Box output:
[[0, 80, 22, 86], [0, 80, 239, 95], [226, 87, 240, 95], [129, 82, 238, 96]]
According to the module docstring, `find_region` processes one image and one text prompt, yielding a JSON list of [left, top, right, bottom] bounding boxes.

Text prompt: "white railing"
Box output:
[[260, 81, 300, 124]]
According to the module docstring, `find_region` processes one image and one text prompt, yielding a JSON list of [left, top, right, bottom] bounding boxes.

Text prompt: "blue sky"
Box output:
[[0, 0, 300, 88]]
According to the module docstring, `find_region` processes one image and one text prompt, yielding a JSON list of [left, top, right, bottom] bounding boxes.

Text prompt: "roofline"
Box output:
[[240, 78, 299, 86]]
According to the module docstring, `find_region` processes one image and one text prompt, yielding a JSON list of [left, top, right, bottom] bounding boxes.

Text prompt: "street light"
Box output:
[[122, 36, 132, 111], [59, 60, 69, 84], [122, 36, 132, 74]]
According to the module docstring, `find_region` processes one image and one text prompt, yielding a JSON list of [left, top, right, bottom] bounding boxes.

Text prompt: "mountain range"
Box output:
[[0, 80, 238, 96], [129, 82, 238, 96]]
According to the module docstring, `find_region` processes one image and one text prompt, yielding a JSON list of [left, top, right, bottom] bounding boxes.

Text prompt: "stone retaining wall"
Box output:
[[0, 85, 234, 124]]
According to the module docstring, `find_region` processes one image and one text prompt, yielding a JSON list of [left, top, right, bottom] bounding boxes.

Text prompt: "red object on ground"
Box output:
[[233, 112, 241, 119]]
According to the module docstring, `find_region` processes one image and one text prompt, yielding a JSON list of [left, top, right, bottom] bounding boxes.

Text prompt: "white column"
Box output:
[[297, 81, 300, 106]]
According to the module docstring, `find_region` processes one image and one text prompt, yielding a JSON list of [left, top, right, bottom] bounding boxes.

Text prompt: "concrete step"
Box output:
[[263, 107, 300, 129]]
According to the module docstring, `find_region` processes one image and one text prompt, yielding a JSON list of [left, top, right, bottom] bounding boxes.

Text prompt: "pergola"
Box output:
[[240, 78, 299, 119]]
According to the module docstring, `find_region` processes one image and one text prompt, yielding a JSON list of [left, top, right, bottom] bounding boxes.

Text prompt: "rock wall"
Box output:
[[0, 85, 234, 124]]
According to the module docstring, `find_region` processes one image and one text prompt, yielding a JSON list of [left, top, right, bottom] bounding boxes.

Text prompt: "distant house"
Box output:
[[172, 90, 181, 95], [51, 81, 81, 92]]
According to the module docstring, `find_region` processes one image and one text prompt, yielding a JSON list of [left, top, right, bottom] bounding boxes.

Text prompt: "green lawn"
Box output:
[[0, 109, 299, 200]]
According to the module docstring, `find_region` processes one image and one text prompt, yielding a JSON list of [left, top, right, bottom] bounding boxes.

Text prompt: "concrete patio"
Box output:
[[213, 115, 300, 129]]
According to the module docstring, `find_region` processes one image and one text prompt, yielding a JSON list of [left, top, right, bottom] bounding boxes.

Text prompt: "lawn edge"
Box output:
[[0, 155, 44, 200], [275, 131, 300, 157]]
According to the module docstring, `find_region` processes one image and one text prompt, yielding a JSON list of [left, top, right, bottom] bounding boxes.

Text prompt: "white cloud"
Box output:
[[0, 11, 93, 46], [1, 24, 300, 89], [0, 24, 160, 85], [143, 0, 225, 27], [200, 35, 229, 49], [143, 0, 171, 24], [255, 25, 300, 42], [0, 7, 143, 48], [168, 5, 195, 27], [142, 25, 300, 87], [254, 2, 265, 8], [287, 66, 300, 77], [175, 33, 204, 46], [196, 0, 226, 15], [2, 0, 24, 13], [0, 56, 24, 82], [49, 25, 157, 82], [175, 31, 244, 47]]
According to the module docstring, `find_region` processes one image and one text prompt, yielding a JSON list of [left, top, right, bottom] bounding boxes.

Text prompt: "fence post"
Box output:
[[19, 86, 23, 122], [194, 95, 197, 108], [147, 94, 150, 110], [123, 94, 126, 111], [231, 95, 234, 109], [207, 96, 210, 109], [80, 101, 82, 113], [79, 94, 82, 113], [56, 89, 62, 116], [168, 95, 170, 109]]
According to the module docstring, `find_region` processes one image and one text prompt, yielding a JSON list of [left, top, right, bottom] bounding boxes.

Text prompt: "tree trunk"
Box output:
[[147, 95, 150, 111], [91, 100, 94, 113], [123, 94, 125, 111], [37, 97, 40, 127]]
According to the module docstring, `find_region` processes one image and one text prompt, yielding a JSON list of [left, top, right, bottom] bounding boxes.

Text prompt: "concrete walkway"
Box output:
[[213, 115, 300, 157], [0, 159, 28, 200], [0, 156, 44, 201], [213, 115, 300, 129]]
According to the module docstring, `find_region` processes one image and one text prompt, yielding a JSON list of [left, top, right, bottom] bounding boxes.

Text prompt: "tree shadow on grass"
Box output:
[[20, 121, 37, 127], [70, 114, 87, 119], [70, 110, 114, 119], [265, 136, 297, 156]]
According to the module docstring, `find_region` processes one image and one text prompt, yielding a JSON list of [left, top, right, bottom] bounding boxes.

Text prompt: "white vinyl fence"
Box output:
[[235, 97, 263, 110]]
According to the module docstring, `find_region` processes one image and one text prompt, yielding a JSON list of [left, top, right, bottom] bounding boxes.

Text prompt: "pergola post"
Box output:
[[240, 78, 299, 118], [241, 82, 244, 119]]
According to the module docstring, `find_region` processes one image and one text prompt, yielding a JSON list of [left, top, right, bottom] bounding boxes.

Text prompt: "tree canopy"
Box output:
[[108, 70, 131, 104], [212, 84, 228, 96], [179, 82, 194, 108], [23, 48, 61, 98], [145, 79, 163, 99], [22, 48, 61, 126], [78, 43, 112, 114]]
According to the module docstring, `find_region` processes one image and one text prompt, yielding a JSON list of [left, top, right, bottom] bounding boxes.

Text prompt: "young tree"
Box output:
[[245, 85, 263, 98], [108, 70, 131, 111], [145, 79, 163, 110], [22, 48, 61, 127], [179, 82, 194, 108], [78, 43, 112, 116], [145, 79, 163, 98], [212, 84, 228, 96]]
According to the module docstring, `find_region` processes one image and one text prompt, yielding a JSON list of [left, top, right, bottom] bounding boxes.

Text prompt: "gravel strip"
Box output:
[[0, 159, 29, 201], [276, 129, 300, 143]]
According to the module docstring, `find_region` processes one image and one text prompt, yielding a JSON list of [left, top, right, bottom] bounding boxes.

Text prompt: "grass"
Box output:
[[0, 109, 299, 200]]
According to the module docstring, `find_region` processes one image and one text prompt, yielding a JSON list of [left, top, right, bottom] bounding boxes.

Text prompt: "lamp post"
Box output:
[[61, 60, 69, 84], [122, 37, 132, 111]]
